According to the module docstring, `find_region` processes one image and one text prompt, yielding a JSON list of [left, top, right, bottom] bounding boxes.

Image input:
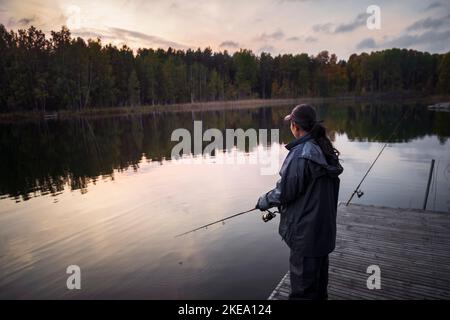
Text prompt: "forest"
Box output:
[[1, 24, 450, 112]]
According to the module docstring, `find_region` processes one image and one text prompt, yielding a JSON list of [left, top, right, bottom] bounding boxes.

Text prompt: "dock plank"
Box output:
[[268, 204, 450, 300]]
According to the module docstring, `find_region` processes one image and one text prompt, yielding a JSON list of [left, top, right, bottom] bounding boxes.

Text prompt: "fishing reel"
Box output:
[[262, 209, 278, 223], [356, 189, 364, 198]]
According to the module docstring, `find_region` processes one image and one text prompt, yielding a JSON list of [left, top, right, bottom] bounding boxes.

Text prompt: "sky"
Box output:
[[0, 0, 449, 60]]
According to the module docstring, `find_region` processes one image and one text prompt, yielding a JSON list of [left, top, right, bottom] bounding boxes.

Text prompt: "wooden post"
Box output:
[[423, 159, 435, 210]]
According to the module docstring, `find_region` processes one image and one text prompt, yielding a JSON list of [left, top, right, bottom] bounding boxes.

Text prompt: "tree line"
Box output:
[[1, 24, 449, 112]]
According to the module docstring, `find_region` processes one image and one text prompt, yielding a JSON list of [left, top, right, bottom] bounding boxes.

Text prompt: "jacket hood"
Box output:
[[287, 134, 343, 178]]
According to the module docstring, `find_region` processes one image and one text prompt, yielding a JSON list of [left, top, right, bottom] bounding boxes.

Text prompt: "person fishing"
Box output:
[[255, 104, 343, 300]]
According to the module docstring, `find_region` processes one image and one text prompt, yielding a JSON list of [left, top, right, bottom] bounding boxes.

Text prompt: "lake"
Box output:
[[0, 101, 449, 299]]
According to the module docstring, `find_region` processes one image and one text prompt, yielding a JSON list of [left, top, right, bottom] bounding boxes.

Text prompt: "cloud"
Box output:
[[72, 29, 112, 40], [17, 17, 35, 25], [108, 27, 187, 48], [406, 14, 450, 31], [286, 35, 317, 43], [356, 37, 376, 49], [312, 22, 333, 34], [334, 13, 367, 33], [258, 45, 275, 54], [286, 36, 300, 41], [313, 12, 367, 34], [219, 40, 239, 48], [71, 27, 188, 49], [384, 29, 450, 51], [7, 16, 37, 27], [2, 0, 449, 59], [255, 29, 284, 41], [425, 1, 444, 11], [357, 30, 450, 52], [169, 2, 179, 10], [305, 36, 318, 43]]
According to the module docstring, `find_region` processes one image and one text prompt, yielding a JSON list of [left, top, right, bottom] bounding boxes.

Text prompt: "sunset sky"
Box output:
[[1, 0, 449, 59]]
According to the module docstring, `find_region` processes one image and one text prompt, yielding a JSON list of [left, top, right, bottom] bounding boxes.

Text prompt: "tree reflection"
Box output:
[[0, 103, 448, 200]]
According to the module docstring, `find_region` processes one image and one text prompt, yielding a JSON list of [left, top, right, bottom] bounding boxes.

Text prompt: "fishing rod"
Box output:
[[175, 207, 278, 238], [345, 110, 409, 206]]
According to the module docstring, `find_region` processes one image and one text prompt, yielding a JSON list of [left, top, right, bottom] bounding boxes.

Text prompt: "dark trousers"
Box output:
[[289, 251, 329, 300]]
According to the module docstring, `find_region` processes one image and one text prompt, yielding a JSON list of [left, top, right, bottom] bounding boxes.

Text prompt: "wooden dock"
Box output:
[[268, 203, 450, 300]]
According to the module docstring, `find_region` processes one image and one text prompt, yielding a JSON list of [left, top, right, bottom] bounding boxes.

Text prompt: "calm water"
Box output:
[[0, 102, 449, 299]]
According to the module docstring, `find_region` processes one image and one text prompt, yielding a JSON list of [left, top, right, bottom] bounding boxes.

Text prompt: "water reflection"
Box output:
[[0, 102, 449, 299], [1, 102, 448, 201]]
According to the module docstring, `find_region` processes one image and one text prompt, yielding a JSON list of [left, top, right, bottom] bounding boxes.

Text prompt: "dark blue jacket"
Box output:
[[257, 133, 343, 256]]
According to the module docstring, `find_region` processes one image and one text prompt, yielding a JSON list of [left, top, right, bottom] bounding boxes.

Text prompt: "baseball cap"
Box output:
[[284, 104, 319, 130]]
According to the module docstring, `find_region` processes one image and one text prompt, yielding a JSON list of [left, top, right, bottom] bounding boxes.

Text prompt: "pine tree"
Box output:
[[437, 53, 450, 94], [127, 69, 140, 106]]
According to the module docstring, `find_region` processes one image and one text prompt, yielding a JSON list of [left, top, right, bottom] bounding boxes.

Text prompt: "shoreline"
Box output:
[[1, 93, 449, 122]]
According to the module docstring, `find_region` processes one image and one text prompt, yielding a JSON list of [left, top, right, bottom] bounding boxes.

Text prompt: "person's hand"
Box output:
[[255, 198, 264, 211], [256, 195, 269, 211]]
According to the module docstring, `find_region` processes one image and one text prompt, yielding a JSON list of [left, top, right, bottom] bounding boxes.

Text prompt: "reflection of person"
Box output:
[[256, 104, 343, 300]]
